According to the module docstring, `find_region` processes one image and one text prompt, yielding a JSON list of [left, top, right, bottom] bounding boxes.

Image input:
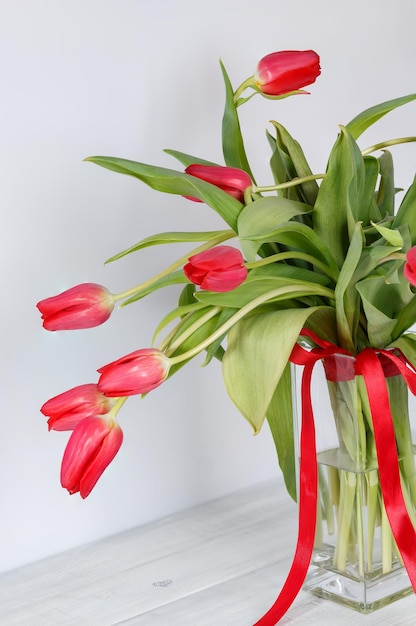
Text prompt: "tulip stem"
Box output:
[[164, 307, 222, 357], [233, 76, 256, 103], [112, 231, 236, 303], [168, 283, 334, 366], [109, 396, 128, 419], [251, 173, 325, 194], [361, 136, 416, 156], [245, 251, 339, 281]]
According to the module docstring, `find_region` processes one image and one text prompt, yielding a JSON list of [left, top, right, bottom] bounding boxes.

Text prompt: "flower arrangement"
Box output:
[[38, 49, 416, 622]]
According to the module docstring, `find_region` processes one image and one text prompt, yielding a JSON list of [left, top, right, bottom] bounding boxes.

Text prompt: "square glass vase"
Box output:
[[292, 353, 416, 613]]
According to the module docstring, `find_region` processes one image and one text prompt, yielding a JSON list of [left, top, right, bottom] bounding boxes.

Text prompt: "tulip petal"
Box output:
[[37, 283, 114, 331], [97, 348, 170, 397], [79, 425, 123, 498], [200, 267, 248, 292], [41, 383, 113, 430], [60, 417, 110, 494]]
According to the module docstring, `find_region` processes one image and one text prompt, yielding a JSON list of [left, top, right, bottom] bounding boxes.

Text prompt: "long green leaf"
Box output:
[[346, 94, 416, 140], [220, 60, 254, 179], [388, 332, 416, 367], [334, 222, 363, 351], [164, 149, 219, 167], [377, 151, 395, 216], [392, 176, 416, 243], [269, 121, 319, 205], [313, 126, 365, 268], [106, 230, 233, 263], [84, 156, 242, 230], [237, 195, 312, 260], [266, 363, 296, 501], [222, 306, 322, 433], [195, 276, 334, 308], [241, 221, 339, 279]]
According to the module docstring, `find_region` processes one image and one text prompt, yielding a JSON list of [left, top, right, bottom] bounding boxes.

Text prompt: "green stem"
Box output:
[[366, 470, 379, 572], [108, 396, 128, 419], [245, 251, 339, 281], [165, 307, 221, 357], [233, 75, 256, 103], [319, 466, 335, 536], [355, 474, 365, 577], [362, 136, 416, 156], [113, 231, 236, 302], [251, 173, 325, 195], [381, 502, 393, 574], [334, 470, 356, 571], [168, 283, 334, 366]]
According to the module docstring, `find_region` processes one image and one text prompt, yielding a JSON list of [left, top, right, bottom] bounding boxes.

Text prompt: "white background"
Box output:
[[1, 0, 415, 573]]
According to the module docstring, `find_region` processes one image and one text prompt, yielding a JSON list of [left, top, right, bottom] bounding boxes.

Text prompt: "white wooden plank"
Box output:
[[0, 479, 413, 625]]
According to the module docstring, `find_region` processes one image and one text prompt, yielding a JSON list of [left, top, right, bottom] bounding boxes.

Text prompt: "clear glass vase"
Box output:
[[292, 353, 416, 613]]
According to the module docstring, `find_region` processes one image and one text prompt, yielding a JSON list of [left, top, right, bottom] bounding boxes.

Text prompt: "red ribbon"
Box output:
[[254, 330, 416, 626]]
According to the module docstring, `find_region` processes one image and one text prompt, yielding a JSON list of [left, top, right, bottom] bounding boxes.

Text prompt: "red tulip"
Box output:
[[404, 247, 416, 286], [61, 416, 123, 498], [97, 348, 170, 397], [184, 164, 251, 203], [254, 50, 320, 96], [41, 384, 114, 431], [37, 283, 114, 331], [184, 245, 247, 292]]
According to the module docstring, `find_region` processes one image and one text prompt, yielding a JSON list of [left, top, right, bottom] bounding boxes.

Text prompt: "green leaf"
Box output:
[[370, 222, 403, 247], [363, 155, 381, 223], [269, 121, 319, 206], [237, 195, 312, 260], [346, 93, 416, 140], [356, 275, 412, 346], [376, 151, 395, 216], [249, 259, 332, 286], [84, 156, 242, 230], [202, 307, 238, 365], [195, 275, 334, 308], [178, 283, 197, 307], [388, 332, 416, 367], [106, 230, 233, 263], [334, 222, 364, 351], [220, 60, 254, 180], [392, 296, 416, 339], [313, 126, 365, 268], [266, 363, 296, 501], [304, 306, 338, 345], [121, 270, 190, 306], [240, 221, 339, 279], [353, 244, 402, 284], [392, 176, 416, 244], [222, 306, 322, 433], [164, 149, 219, 167]]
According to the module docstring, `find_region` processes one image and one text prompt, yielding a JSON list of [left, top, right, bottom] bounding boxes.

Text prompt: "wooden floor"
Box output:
[[0, 479, 413, 625]]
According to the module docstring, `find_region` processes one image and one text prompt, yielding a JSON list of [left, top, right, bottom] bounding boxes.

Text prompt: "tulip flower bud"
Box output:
[[61, 416, 123, 498], [254, 50, 320, 96], [37, 283, 114, 331], [404, 247, 416, 286], [41, 383, 115, 431], [97, 348, 170, 397], [184, 164, 251, 203], [184, 245, 247, 292]]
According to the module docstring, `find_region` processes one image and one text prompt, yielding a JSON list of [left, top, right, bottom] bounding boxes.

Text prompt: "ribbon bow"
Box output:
[[254, 329, 416, 626]]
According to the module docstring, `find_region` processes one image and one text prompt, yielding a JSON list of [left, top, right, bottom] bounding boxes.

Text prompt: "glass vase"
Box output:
[[292, 353, 416, 613]]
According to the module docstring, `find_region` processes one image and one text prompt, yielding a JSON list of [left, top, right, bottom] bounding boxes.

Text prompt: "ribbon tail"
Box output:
[[254, 363, 318, 625], [357, 349, 416, 590]]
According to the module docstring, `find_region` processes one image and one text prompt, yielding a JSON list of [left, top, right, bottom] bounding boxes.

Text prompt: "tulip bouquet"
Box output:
[[38, 49, 416, 622]]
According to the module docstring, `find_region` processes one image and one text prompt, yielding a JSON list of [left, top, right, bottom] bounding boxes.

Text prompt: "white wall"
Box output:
[[1, 0, 415, 573]]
